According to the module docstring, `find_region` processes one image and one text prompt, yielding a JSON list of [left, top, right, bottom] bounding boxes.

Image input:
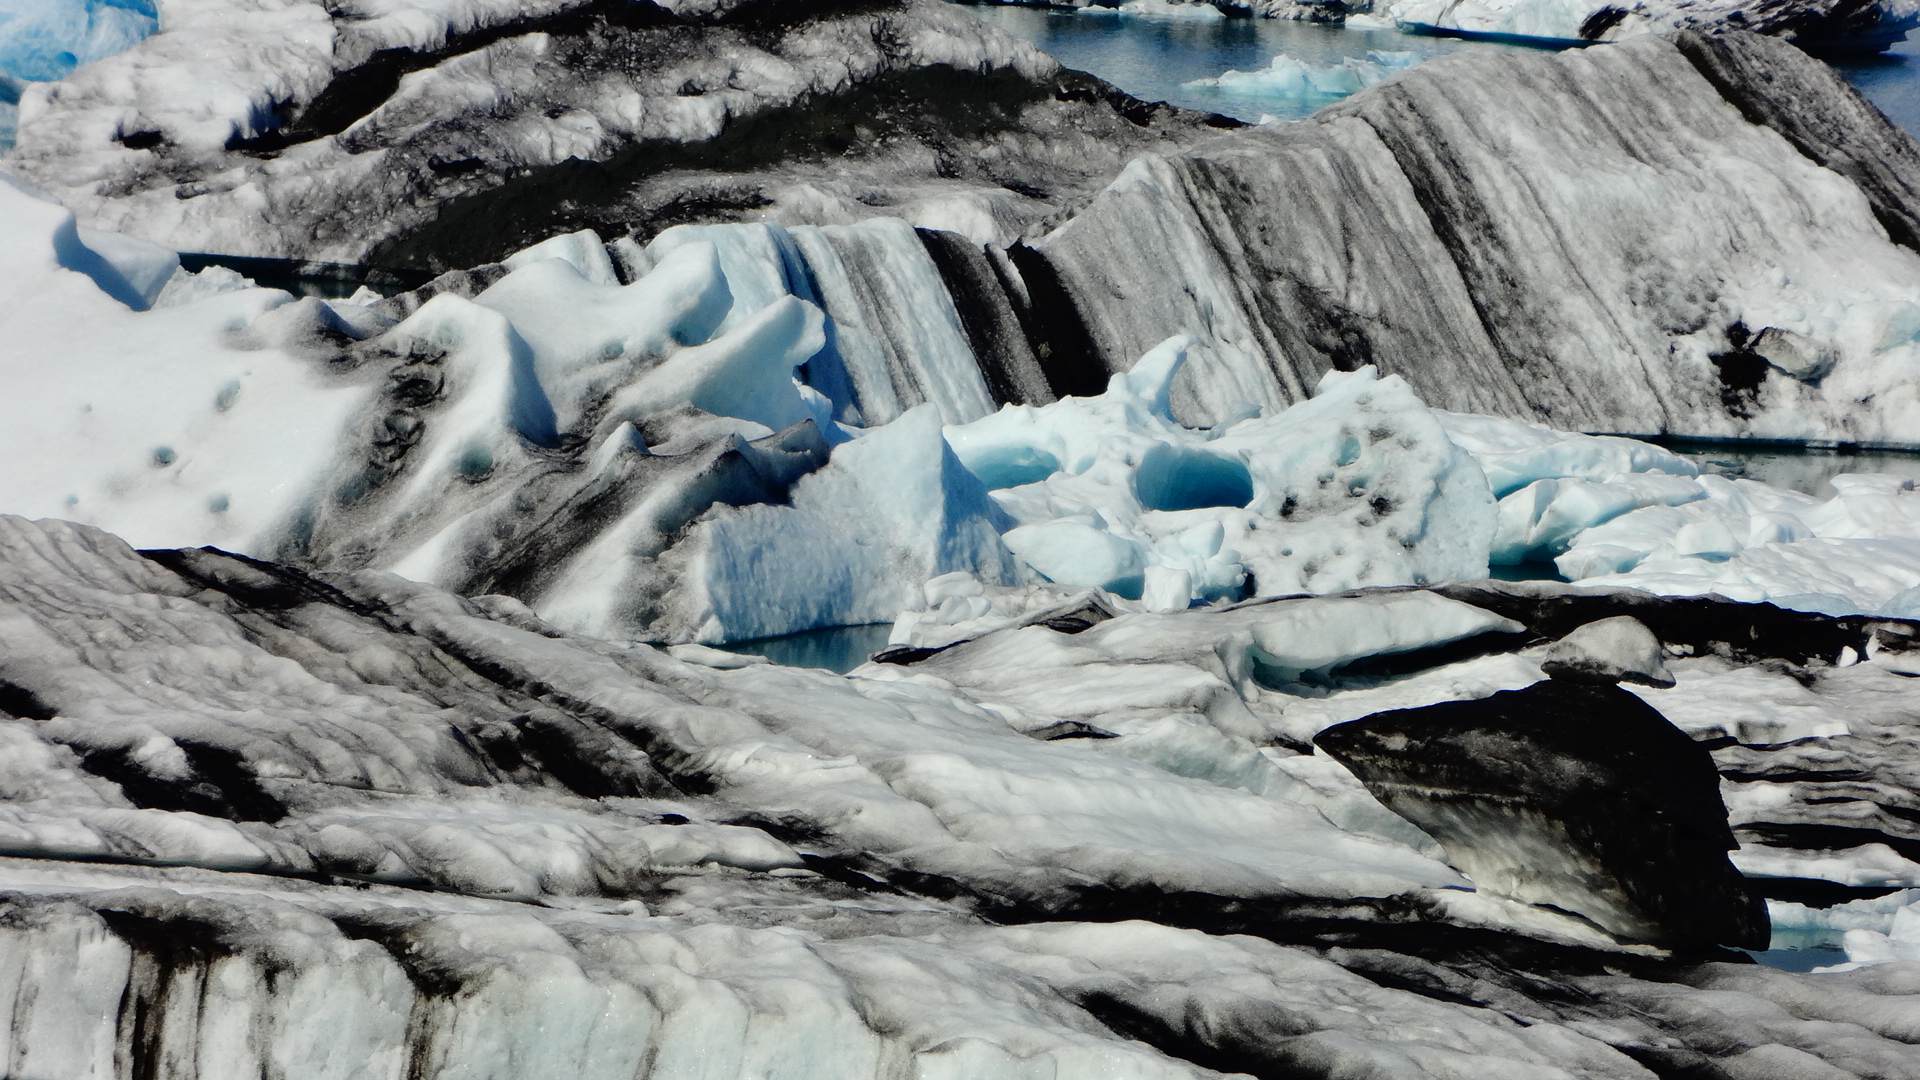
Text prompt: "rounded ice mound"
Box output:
[[1248, 591, 1524, 683], [946, 338, 1498, 606], [1539, 616, 1674, 688]]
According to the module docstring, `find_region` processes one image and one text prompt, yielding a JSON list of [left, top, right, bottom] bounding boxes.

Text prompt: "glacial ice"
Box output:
[[2, 0, 1137, 263], [1038, 32, 1920, 441], [0, 509, 1918, 1073], [0, 0, 155, 151], [16, 163, 1920, 643], [948, 340, 1496, 605], [5, 7, 1920, 1074]]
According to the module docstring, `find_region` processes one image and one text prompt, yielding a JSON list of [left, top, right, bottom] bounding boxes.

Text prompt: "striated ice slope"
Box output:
[[1024, 30, 1920, 441]]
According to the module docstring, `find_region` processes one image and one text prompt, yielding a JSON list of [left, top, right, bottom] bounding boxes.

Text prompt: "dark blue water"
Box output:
[[1665, 442, 1920, 497], [1831, 33, 1920, 134], [1743, 926, 1851, 971], [960, 3, 1920, 131], [715, 623, 895, 673]]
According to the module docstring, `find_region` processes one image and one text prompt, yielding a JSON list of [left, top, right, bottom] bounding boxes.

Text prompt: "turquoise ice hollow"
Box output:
[[0, 0, 158, 83]]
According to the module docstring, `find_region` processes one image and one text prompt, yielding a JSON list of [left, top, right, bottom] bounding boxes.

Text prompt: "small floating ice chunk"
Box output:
[[1085, 0, 1227, 19], [1003, 520, 1149, 597], [1183, 51, 1421, 102], [667, 643, 771, 669]]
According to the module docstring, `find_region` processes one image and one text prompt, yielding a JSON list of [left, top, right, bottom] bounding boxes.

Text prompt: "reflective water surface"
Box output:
[[960, 3, 1920, 131], [715, 622, 896, 673]]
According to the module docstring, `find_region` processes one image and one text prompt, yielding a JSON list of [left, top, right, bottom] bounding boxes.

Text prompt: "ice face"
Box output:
[[567, 405, 1023, 644], [0, 0, 156, 84], [0, 180, 1029, 644], [1037, 32, 1920, 443]]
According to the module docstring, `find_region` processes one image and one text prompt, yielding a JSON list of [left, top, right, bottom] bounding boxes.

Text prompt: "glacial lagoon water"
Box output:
[[716, 622, 897, 673], [959, 3, 1920, 131], [1663, 439, 1920, 496]]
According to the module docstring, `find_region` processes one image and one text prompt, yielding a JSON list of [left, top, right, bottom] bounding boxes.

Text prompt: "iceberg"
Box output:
[[18, 161, 1920, 642], [1183, 50, 1422, 103], [1032, 31, 1920, 442], [1085, 0, 1229, 19]]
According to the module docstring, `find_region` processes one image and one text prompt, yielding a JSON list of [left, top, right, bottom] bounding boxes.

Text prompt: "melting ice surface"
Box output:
[[960, 2, 1920, 129]]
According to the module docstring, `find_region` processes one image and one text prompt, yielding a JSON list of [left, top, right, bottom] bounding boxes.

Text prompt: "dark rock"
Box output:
[[1315, 679, 1769, 949], [1435, 579, 1910, 668]]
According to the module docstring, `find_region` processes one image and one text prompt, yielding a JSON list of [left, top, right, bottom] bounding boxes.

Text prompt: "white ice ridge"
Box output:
[[1183, 50, 1421, 103], [0, 175, 1016, 642]]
